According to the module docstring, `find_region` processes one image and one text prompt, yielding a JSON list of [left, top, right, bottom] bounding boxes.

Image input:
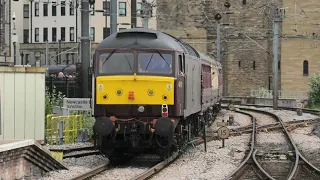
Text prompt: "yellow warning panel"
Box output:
[[50, 150, 64, 161], [96, 75, 175, 105]]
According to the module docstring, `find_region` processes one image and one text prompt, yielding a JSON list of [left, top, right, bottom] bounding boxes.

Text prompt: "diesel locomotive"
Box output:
[[92, 28, 223, 159]]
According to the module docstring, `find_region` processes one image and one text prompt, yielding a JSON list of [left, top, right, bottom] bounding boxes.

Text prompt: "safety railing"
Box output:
[[45, 114, 84, 145], [250, 90, 309, 100]]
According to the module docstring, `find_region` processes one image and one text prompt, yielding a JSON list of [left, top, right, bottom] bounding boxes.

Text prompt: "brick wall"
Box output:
[[0, 145, 65, 180], [157, 0, 282, 96]]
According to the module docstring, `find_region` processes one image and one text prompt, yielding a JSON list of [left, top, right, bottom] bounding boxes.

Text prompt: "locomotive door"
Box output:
[[177, 54, 186, 116]]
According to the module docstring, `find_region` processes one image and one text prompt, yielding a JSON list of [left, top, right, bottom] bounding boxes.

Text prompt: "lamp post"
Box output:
[[12, 12, 17, 65]]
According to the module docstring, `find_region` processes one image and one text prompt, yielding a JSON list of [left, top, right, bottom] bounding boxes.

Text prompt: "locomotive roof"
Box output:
[[96, 28, 211, 59]]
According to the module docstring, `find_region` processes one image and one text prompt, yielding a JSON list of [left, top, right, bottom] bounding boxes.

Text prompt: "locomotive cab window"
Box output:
[[98, 52, 134, 74], [138, 52, 173, 75]]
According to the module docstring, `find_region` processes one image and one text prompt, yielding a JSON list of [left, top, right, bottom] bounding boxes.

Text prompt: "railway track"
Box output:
[[225, 106, 320, 180], [67, 127, 214, 180]]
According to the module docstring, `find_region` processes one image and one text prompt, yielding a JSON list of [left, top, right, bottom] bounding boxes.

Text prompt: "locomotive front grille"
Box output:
[[96, 75, 175, 105]]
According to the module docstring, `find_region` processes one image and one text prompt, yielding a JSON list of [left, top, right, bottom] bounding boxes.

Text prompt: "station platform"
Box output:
[[0, 139, 67, 180]]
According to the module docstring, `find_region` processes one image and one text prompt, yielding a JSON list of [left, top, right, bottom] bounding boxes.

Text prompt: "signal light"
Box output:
[[128, 91, 134, 100], [161, 104, 168, 117]]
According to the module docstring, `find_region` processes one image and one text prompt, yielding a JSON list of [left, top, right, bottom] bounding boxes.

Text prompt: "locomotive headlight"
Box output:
[[138, 106, 145, 112], [116, 89, 123, 96], [147, 89, 154, 96]]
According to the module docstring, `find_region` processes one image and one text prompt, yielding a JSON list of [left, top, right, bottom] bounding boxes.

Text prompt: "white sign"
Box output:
[[63, 98, 91, 110], [217, 126, 230, 139]]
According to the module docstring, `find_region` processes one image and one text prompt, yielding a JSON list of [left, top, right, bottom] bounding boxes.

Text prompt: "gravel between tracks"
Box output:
[[40, 155, 108, 180], [247, 106, 319, 122], [91, 167, 148, 180], [151, 111, 252, 180]]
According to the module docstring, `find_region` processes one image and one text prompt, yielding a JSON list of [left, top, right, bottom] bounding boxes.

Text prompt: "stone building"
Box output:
[[281, 0, 320, 93], [157, 0, 281, 96]]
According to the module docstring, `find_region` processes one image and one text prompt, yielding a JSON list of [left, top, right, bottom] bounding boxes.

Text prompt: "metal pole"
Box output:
[[216, 21, 221, 63], [141, 0, 149, 28], [81, 0, 90, 98], [58, 39, 61, 64], [76, 0, 78, 42], [13, 42, 16, 65], [110, 0, 117, 34], [45, 40, 49, 66], [272, 10, 282, 110]]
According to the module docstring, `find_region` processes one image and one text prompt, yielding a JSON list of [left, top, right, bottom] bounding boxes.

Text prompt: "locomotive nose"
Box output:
[[154, 117, 174, 137], [93, 117, 114, 136]]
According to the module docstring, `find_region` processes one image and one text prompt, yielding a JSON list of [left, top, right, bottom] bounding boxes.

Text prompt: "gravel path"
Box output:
[[40, 155, 108, 180]]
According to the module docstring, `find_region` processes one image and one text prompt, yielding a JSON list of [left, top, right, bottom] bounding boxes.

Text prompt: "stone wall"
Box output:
[[157, 0, 282, 96]]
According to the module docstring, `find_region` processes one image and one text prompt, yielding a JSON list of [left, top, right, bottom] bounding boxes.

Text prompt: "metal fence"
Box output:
[[250, 90, 309, 100], [45, 114, 87, 145]]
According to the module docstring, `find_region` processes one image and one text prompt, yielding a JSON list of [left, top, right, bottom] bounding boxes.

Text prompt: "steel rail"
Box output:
[[224, 110, 273, 180], [238, 107, 299, 180], [63, 150, 100, 159], [69, 163, 109, 180]]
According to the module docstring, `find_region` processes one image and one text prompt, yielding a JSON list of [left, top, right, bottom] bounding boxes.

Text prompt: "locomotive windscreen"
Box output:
[[99, 52, 134, 74], [138, 53, 172, 74]]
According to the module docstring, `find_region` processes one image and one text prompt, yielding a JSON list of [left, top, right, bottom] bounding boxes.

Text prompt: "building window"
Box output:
[[70, 27, 75, 41], [90, 27, 95, 41], [90, 4, 95, 15], [23, 4, 29, 18], [137, 2, 142, 16], [303, 60, 309, 76], [43, 4, 48, 16], [103, 1, 110, 16], [35, 28, 39, 42], [242, 0, 246, 5], [23, 29, 29, 43], [61, 27, 66, 41], [52, 3, 57, 16], [119, 28, 126, 31], [35, 2, 39, 17], [103, 27, 110, 38], [70, 2, 74, 15], [253, 61, 256, 70], [238, 61, 241, 68], [61, 1, 66, 16], [52, 27, 57, 42], [43, 28, 48, 42], [119, 2, 126, 16]]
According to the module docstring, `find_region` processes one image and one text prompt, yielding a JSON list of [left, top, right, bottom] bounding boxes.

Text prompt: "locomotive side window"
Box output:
[[138, 53, 172, 74], [99, 52, 134, 74], [178, 55, 185, 73]]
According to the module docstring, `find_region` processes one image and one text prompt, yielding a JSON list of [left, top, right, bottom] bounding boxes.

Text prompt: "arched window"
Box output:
[[303, 60, 309, 75]]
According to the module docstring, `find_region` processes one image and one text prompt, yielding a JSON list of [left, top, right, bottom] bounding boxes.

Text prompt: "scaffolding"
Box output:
[[0, 0, 10, 57]]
